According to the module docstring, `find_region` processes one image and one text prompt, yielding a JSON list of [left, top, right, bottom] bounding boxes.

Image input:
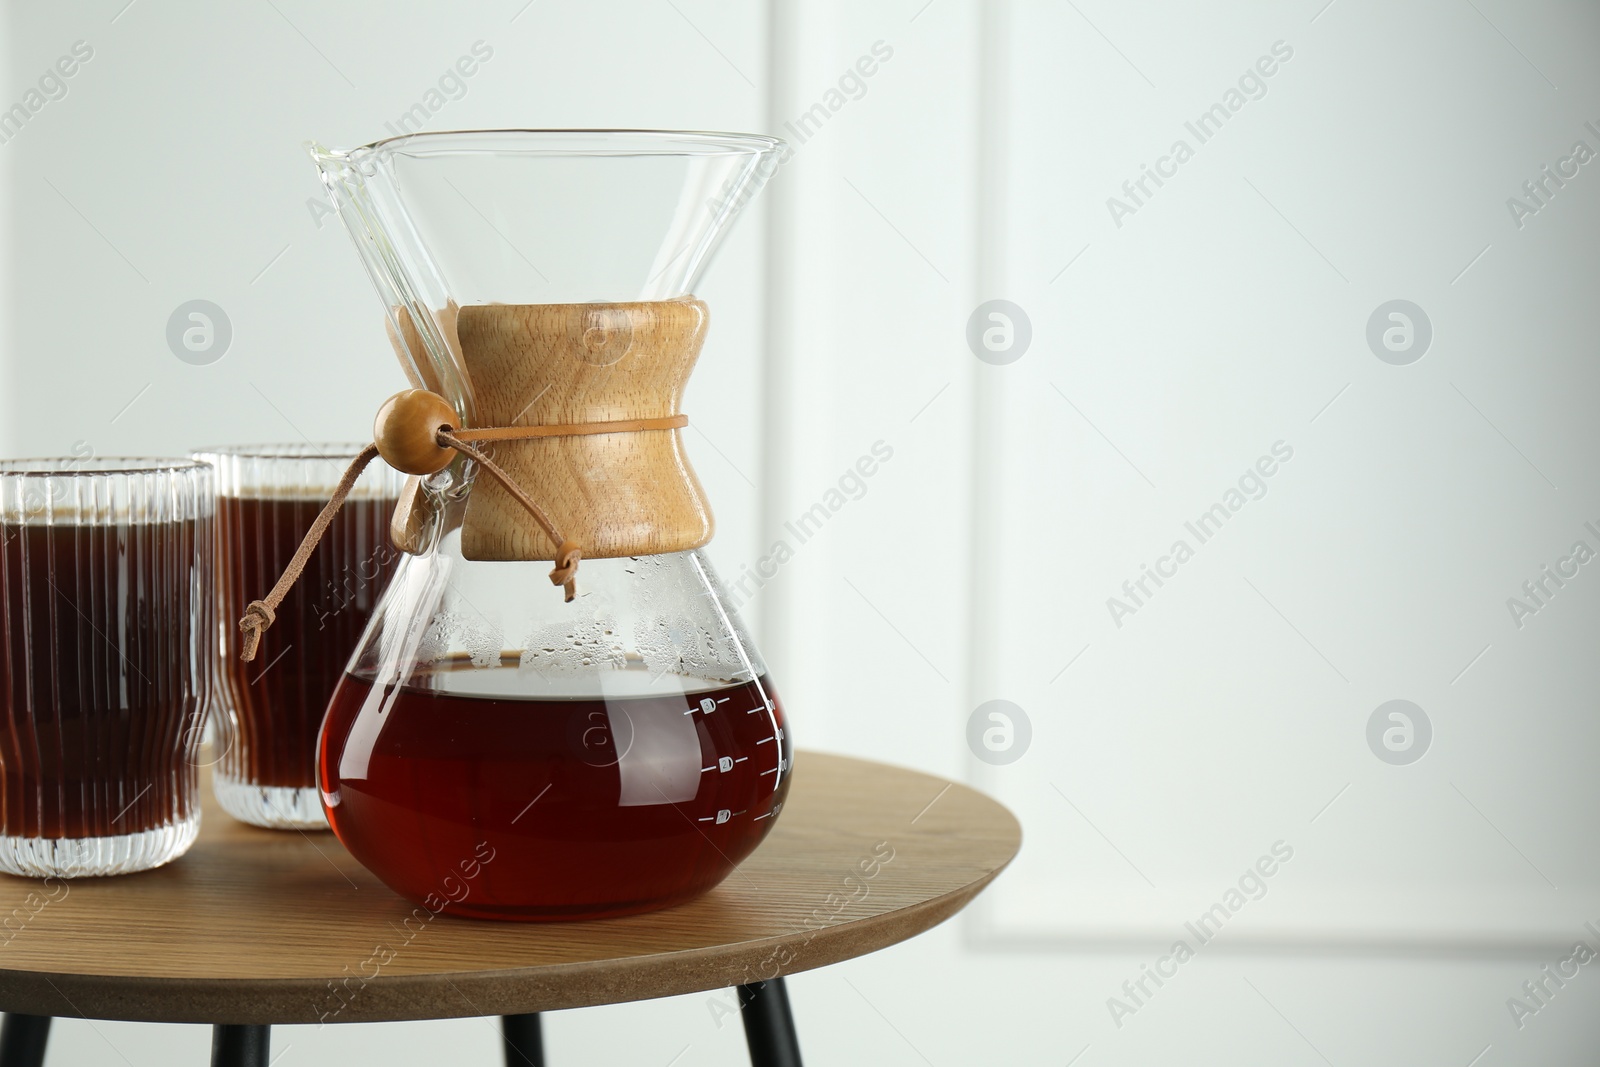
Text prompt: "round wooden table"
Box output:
[[0, 751, 1018, 1067]]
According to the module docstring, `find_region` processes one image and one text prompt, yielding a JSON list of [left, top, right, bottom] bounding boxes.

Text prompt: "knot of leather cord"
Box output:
[[549, 540, 582, 602], [238, 600, 276, 662]]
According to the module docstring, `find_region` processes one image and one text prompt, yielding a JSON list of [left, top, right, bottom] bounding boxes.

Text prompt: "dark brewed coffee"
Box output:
[[215, 496, 396, 791], [0, 517, 200, 839], [320, 662, 792, 920]]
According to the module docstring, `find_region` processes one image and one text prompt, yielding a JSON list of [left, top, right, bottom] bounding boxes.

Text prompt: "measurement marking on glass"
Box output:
[[510, 782, 553, 824], [686, 695, 736, 717]]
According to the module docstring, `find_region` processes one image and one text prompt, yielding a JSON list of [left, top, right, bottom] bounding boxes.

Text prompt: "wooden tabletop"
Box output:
[[0, 752, 1018, 1025]]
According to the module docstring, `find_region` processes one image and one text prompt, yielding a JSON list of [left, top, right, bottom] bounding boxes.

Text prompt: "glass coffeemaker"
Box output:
[[296, 130, 791, 920]]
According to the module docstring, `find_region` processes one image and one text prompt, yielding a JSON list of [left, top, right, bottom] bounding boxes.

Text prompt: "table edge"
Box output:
[[0, 752, 1022, 1023], [0, 860, 1013, 1024]]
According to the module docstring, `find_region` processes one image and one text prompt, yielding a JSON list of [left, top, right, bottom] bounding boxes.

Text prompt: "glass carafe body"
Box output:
[[309, 130, 789, 919], [319, 542, 791, 919]]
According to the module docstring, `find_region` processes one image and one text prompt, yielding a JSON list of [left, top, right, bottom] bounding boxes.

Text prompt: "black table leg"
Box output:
[[739, 979, 803, 1067], [0, 1014, 50, 1067], [502, 1012, 545, 1067], [211, 1024, 270, 1067]]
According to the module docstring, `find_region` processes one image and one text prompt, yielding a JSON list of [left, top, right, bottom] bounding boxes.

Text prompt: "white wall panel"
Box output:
[[967, 0, 1600, 957]]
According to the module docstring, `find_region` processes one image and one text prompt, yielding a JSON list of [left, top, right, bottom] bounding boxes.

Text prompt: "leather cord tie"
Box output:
[[237, 389, 686, 661]]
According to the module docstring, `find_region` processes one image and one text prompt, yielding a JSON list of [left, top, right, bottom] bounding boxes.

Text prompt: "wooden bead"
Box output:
[[373, 389, 457, 475]]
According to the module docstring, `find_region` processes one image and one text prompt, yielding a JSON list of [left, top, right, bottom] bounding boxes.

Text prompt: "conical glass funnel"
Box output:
[[310, 129, 781, 421], [306, 130, 790, 921]]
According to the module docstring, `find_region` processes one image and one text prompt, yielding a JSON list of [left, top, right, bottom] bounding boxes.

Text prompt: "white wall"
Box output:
[[5, 1, 1600, 1063]]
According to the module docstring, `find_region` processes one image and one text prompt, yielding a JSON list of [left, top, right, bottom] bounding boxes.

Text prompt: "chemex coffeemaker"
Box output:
[[243, 130, 791, 920]]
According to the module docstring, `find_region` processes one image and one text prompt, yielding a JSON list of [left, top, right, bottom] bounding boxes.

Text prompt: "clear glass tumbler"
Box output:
[[0, 458, 213, 877], [195, 444, 402, 829]]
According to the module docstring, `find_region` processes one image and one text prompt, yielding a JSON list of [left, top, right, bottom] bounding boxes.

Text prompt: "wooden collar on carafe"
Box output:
[[234, 388, 686, 662]]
